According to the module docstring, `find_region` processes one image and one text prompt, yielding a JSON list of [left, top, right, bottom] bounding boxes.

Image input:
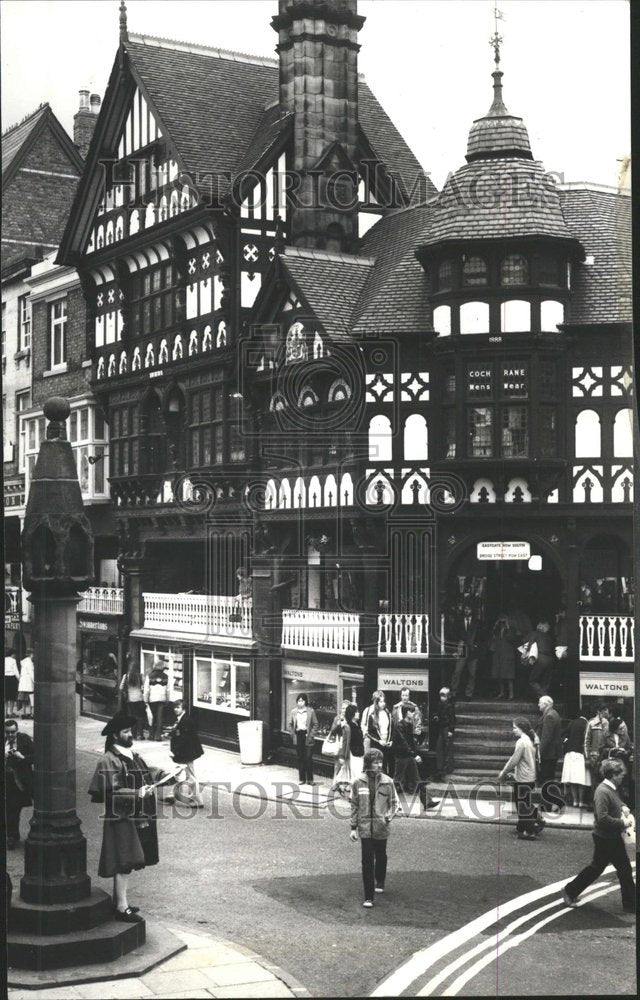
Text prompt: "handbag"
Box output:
[[554, 645, 567, 660], [145, 704, 153, 727], [321, 735, 341, 757]]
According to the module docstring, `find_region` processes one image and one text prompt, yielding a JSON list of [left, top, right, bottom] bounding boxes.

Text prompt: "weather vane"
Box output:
[[490, 5, 505, 66]]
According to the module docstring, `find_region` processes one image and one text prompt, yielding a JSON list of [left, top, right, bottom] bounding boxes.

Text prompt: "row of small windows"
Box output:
[[433, 299, 564, 336], [269, 380, 352, 411], [437, 254, 565, 291], [575, 408, 633, 458]]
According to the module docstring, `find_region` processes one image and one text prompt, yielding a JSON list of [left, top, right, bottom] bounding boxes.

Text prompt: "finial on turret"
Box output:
[[119, 0, 128, 43], [489, 4, 504, 66], [44, 397, 70, 440]]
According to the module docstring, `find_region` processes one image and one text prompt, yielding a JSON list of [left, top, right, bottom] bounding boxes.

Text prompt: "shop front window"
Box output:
[[194, 652, 250, 715], [140, 645, 183, 700], [501, 407, 528, 458], [283, 667, 337, 739], [80, 635, 119, 717]]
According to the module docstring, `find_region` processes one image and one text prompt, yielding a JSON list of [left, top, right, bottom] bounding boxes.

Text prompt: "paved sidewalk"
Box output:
[[8, 924, 311, 999]]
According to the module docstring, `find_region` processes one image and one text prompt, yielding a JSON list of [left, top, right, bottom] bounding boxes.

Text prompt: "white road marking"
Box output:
[[371, 863, 635, 997], [442, 882, 621, 996]]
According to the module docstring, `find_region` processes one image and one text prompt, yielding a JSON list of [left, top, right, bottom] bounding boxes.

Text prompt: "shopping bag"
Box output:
[[321, 736, 340, 757]]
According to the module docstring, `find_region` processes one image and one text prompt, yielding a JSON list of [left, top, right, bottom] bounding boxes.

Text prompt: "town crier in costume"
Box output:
[[88, 711, 183, 922]]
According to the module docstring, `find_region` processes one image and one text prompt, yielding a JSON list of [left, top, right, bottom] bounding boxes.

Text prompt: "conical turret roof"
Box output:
[[466, 68, 532, 162]]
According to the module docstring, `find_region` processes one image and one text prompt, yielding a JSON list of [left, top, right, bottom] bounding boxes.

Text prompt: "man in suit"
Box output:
[[288, 693, 319, 786], [169, 698, 204, 806], [537, 695, 562, 813], [451, 606, 482, 700], [5, 717, 34, 848]]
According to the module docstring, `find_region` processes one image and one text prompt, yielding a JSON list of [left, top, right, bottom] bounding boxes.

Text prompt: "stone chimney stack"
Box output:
[[73, 89, 100, 159], [271, 0, 365, 252]]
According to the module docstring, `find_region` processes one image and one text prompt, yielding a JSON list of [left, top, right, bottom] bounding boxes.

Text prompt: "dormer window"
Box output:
[[462, 255, 487, 286], [438, 259, 454, 291], [500, 255, 529, 286]]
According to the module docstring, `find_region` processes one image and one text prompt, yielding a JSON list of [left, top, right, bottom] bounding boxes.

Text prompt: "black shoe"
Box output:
[[517, 831, 537, 840], [424, 800, 441, 810], [307, 781, 316, 786], [115, 907, 144, 923]]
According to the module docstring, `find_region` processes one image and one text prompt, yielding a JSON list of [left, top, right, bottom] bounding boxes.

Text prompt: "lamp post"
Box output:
[[9, 397, 145, 970]]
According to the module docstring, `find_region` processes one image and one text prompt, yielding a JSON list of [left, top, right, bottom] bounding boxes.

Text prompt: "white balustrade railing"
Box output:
[[78, 586, 124, 615], [378, 613, 430, 656], [143, 593, 252, 637], [579, 614, 634, 662], [282, 609, 361, 654]]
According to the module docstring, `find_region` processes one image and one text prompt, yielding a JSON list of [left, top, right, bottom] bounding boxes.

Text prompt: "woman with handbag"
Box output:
[[367, 693, 392, 774], [120, 659, 147, 740], [330, 704, 364, 799], [497, 716, 540, 840], [560, 712, 589, 808]]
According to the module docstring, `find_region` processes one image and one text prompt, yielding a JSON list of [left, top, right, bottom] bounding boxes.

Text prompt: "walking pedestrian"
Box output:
[[4, 649, 21, 717], [433, 687, 456, 780], [88, 712, 183, 922], [489, 616, 516, 700], [561, 759, 635, 912], [537, 695, 562, 813], [561, 712, 589, 808], [4, 717, 34, 849], [17, 648, 35, 719], [288, 693, 318, 786], [331, 703, 364, 797], [584, 704, 610, 800], [392, 705, 439, 812], [120, 658, 147, 739], [169, 698, 204, 807], [349, 748, 398, 908], [366, 693, 393, 774], [390, 686, 423, 737], [497, 716, 539, 840], [144, 659, 169, 740]]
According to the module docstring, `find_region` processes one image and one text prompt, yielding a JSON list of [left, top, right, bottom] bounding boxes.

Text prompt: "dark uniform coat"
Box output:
[[170, 713, 204, 764], [88, 747, 169, 878]]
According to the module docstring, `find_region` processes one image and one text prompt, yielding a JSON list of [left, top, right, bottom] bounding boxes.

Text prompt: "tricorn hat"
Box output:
[[101, 712, 139, 737]]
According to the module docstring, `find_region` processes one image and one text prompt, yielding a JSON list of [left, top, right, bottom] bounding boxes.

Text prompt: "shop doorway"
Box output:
[[446, 543, 563, 639]]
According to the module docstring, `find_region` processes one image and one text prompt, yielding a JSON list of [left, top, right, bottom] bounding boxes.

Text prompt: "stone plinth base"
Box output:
[[8, 913, 145, 971], [7, 921, 186, 989], [10, 886, 113, 935]]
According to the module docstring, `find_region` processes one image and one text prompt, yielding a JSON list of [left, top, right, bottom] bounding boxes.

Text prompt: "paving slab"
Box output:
[[140, 967, 213, 994], [201, 961, 277, 987]]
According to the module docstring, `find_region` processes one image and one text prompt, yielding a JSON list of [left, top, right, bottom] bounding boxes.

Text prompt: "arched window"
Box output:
[[309, 475, 322, 507], [575, 409, 601, 458], [340, 473, 354, 505], [216, 321, 226, 348], [369, 414, 392, 461], [433, 304, 451, 337], [460, 301, 489, 335], [132, 347, 141, 371], [96, 224, 105, 249], [500, 255, 529, 285], [144, 343, 155, 369], [613, 408, 633, 457], [145, 203, 155, 228], [298, 387, 318, 408], [159, 195, 168, 222], [270, 394, 287, 412], [169, 190, 179, 217], [97, 357, 105, 379], [313, 331, 324, 359], [324, 474, 338, 507], [119, 350, 128, 374], [403, 414, 428, 460], [202, 326, 212, 351], [107, 353, 116, 377], [129, 209, 140, 235], [328, 379, 351, 402], [286, 321, 307, 363], [293, 477, 306, 508], [278, 478, 291, 509], [158, 339, 169, 364], [180, 184, 191, 212], [172, 335, 183, 360], [540, 300, 564, 331], [189, 330, 199, 356], [500, 299, 531, 333], [438, 259, 454, 290], [115, 216, 124, 241], [462, 256, 487, 286], [106, 220, 114, 245]]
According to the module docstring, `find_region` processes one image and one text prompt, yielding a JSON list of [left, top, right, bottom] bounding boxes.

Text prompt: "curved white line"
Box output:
[[371, 862, 634, 997], [443, 882, 621, 996], [418, 878, 619, 996]]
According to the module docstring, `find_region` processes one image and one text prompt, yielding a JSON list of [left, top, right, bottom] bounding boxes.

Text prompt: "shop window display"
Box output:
[[80, 635, 119, 717], [283, 678, 337, 739], [194, 652, 250, 715], [140, 645, 183, 700]]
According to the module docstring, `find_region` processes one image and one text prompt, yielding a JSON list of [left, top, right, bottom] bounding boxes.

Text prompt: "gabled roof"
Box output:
[[280, 247, 374, 340], [352, 204, 435, 335], [560, 186, 632, 325], [2, 103, 84, 182]]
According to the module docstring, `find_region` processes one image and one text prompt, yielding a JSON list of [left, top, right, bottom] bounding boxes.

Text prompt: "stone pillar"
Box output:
[[9, 397, 145, 970]]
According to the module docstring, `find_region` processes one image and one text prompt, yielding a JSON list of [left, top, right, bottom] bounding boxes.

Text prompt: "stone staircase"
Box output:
[[444, 698, 564, 789]]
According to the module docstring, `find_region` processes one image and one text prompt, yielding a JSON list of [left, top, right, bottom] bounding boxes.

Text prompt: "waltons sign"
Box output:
[[579, 672, 634, 698]]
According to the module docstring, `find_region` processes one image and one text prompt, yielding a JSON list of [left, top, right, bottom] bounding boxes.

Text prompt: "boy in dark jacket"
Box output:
[[392, 706, 439, 812], [169, 699, 204, 806], [433, 687, 456, 779]]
